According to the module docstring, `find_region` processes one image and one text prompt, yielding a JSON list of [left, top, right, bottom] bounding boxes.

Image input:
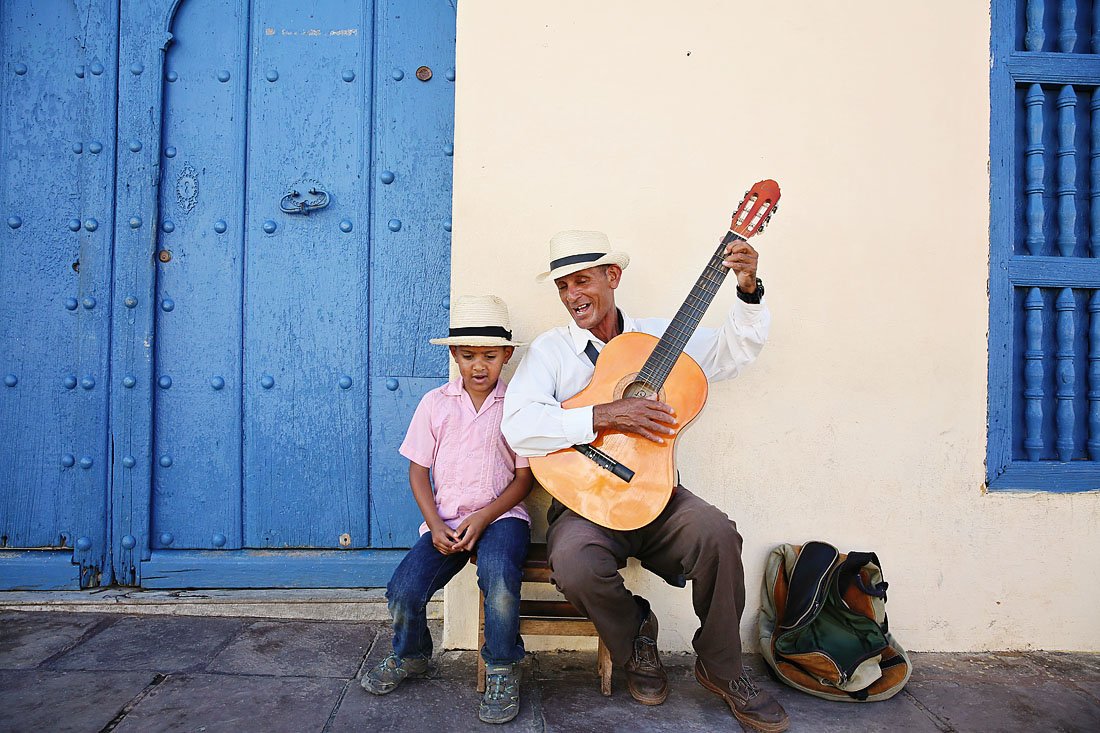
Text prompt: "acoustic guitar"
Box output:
[[528, 180, 781, 530]]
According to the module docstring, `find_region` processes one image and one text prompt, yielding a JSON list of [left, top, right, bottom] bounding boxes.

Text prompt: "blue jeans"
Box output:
[[386, 517, 529, 666]]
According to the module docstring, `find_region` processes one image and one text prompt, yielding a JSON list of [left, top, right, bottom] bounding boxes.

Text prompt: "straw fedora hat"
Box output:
[[429, 295, 526, 347], [536, 230, 631, 283]]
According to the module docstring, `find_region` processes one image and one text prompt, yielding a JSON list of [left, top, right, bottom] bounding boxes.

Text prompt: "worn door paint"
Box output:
[[151, 0, 377, 554], [0, 0, 454, 589], [0, 0, 119, 589], [141, 0, 452, 586], [239, 1, 374, 550]]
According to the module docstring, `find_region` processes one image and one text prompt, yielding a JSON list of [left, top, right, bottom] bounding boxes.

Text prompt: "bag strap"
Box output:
[[779, 541, 839, 630], [837, 551, 889, 601]]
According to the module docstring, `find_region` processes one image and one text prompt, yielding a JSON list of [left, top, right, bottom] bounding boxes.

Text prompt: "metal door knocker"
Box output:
[[280, 179, 330, 215]]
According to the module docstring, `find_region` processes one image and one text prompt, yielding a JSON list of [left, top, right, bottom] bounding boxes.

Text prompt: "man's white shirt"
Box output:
[[501, 298, 770, 458]]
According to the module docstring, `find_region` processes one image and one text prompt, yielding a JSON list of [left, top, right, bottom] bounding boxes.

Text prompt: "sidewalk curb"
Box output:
[[0, 588, 442, 622]]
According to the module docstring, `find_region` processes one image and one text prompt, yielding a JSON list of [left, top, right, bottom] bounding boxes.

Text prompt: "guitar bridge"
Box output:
[[572, 444, 635, 483]]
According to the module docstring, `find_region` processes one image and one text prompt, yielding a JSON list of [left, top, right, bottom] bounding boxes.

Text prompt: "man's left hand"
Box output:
[[722, 239, 759, 292]]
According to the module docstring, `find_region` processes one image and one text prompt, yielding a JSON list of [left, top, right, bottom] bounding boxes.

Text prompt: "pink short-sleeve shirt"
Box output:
[[399, 376, 529, 535]]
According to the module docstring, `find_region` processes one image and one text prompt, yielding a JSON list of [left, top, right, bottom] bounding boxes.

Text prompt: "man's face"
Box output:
[[555, 265, 620, 332]]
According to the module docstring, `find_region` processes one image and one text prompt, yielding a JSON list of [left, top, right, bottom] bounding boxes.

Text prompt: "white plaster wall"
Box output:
[[442, 1, 1100, 654]]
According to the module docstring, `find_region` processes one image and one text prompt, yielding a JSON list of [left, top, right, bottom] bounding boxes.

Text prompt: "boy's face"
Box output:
[[448, 345, 514, 396]]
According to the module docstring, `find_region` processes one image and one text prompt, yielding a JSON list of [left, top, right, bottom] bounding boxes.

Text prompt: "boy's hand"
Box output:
[[452, 511, 492, 552], [429, 523, 461, 555]]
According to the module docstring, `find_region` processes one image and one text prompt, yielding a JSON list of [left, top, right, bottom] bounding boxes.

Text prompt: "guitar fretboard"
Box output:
[[636, 230, 742, 390]]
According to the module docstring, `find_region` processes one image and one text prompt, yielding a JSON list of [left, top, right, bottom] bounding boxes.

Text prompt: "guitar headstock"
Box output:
[[729, 179, 781, 239]]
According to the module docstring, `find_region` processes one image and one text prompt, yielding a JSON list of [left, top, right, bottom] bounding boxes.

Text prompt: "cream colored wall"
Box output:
[[441, 1, 1100, 654]]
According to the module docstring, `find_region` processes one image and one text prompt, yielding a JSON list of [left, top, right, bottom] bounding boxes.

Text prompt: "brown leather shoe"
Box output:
[[695, 660, 789, 732], [624, 609, 668, 705]]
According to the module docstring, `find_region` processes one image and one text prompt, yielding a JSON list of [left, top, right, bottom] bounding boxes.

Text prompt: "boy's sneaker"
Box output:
[[479, 662, 522, 724], [360, 654, 433, 695]]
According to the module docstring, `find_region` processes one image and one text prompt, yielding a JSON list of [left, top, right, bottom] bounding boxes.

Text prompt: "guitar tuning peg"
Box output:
[[771, 204, 779, 213]]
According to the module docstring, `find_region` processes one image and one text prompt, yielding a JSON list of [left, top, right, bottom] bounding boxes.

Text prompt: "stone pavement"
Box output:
[[1, 611, 1097, 733]]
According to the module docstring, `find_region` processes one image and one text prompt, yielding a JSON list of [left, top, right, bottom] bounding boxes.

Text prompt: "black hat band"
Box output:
[[549, 251, 606, 271], [448, 326, 512, 340]]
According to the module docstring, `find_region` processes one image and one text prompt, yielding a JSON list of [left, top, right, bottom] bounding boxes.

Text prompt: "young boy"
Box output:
[[362, 295, 533, 725]]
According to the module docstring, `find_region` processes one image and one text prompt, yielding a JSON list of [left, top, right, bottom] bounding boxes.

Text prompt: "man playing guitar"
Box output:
[[502, 225, 789, 732]]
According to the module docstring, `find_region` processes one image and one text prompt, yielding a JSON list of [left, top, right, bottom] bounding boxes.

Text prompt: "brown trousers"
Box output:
[[545, 487, 747, 680]]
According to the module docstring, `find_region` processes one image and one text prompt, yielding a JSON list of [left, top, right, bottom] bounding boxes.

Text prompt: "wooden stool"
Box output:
[[473, 543, 612, 696]]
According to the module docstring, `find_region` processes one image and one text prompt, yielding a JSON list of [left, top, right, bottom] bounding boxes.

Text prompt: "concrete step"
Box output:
[[0, 588, 441, 621]]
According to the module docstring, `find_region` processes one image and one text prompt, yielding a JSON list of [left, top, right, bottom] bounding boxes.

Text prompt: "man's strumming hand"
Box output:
[[593, 398, 678, 444]]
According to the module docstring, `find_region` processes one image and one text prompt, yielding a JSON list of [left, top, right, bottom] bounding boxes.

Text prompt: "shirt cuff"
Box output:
[[731, 296, 767, 324], [562, 405, 596, 445]]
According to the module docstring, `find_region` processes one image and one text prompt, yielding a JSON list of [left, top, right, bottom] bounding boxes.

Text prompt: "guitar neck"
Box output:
[[637, 230, 743, 390]]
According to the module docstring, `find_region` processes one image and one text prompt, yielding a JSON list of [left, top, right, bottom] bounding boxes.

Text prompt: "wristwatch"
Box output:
[[736, 277, 764, 304]]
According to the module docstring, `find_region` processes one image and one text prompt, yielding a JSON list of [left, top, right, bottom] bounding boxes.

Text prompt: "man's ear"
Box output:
[[605, 264, 622, 290], [502, 346, 515, 364]]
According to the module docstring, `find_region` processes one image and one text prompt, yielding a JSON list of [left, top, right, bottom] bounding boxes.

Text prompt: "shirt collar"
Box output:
[[441, 375, 507, 401], [566, 309, 636, 354]]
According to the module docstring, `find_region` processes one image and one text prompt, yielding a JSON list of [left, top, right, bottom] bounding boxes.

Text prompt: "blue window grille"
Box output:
[[988, 0, 1100, 491]]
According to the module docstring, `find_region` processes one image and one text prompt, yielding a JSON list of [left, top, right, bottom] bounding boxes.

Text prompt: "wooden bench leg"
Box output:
[[477, 590, 486, 693], [472, 546, 611, 696], [597, 637, 612, 696]]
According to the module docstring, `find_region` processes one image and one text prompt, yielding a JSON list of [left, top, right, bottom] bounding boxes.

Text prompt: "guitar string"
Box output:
[[645, 255, 727, 363], [639, 218, 764, 381], [638, 246, 733, 385]]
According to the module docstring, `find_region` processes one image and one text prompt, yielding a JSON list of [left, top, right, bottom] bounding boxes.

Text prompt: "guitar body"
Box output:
[[528, 332, 709, 531]]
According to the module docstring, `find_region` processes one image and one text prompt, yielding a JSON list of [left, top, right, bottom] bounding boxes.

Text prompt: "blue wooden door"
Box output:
[[0, 0, 119, 588], [138, 0, 453, 587]]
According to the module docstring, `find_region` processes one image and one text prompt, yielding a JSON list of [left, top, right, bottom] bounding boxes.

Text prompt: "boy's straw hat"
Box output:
[[536, 230, 631, 283], [429, 295, 525, 347]]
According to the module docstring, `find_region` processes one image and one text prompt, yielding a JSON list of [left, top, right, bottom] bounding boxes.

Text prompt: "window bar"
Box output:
[[1059, 0, 1078, 52], [1024, 288, 1046, 460], [1025, 84, 1047, 256], [1026, 0, 1046, 51], [1055, 288, 1077, 460], [1088, 290, 1100, 459], [1094, 0, 1100, 53], [1090, 88, 1100, 460], [1092, 88, 1100, 258], [1056, 86, 1078, 257]]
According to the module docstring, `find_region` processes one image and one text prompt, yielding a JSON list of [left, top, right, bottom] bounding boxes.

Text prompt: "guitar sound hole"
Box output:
[[624, 380, 657, 399]]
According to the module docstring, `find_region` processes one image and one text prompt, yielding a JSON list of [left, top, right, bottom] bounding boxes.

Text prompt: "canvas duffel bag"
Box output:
[[758, 541, 912, 702]]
